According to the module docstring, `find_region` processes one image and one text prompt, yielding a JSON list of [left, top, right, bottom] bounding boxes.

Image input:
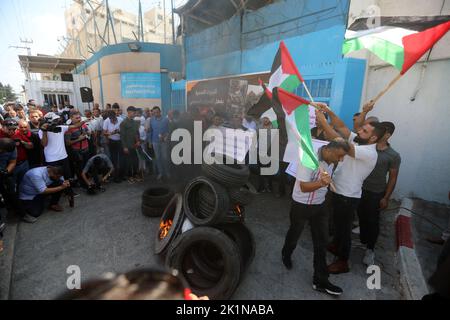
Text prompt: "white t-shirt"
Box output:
[[333, 132, 378, 198], [292, 155, 334, 205], [38, 126, 69, 162], [102, 117, 122, 141]]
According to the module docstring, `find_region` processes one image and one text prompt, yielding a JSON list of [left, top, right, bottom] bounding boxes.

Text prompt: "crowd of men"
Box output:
[[0, 100, 175, 253], [281, 100, 401, 296]]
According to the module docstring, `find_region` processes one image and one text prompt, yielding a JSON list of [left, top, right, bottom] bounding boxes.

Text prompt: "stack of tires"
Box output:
[[158, 161, 256, 299]]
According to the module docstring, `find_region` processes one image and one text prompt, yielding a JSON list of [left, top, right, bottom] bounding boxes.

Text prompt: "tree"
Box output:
[[0, 82, 17, 103]]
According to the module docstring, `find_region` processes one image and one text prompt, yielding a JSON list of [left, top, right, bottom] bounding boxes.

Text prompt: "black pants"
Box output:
[[123, 148, 138, 178], [45, 157, 72, 180], [19, 182, 63, 217], [71, 148, 90, 185], [282, 201, 329, 285], [331, 192, 360, 260], [108, 140, 123, 179], [357, 189, 384, 250]]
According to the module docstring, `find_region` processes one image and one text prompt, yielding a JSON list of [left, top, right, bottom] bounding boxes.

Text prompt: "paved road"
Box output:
[[2, 171, 402, 300]]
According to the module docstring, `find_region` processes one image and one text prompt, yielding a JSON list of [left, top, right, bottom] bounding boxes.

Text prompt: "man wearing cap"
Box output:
[[120, 106, 141, 183], [38, 112, 86, 182]]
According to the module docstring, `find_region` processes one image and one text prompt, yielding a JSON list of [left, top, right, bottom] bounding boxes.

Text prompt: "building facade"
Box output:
[[62, 0, 174, 59]]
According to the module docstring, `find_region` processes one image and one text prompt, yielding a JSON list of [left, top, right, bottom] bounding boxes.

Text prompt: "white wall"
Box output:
[[347, 0, 450, 204], [363, 61, 450, 204]]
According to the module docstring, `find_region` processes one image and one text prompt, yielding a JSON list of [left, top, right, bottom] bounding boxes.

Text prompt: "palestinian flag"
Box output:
[[343, 16, 450, 74], [273, 87, 318, 170], [268, 41, 304, 92]]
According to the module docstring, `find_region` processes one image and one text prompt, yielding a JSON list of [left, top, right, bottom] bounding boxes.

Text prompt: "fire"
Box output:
[[234, 205, 242, 216], [159, 219, 173, 239]]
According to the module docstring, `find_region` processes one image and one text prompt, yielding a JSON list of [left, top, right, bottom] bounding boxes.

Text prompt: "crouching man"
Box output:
[[19, 166, 71, 223], [81, 154, 114, 195]]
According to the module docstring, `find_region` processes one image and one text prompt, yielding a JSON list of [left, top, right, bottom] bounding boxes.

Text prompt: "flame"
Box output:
[[159, 219, 173, 239], [234, 205, 242, 216]]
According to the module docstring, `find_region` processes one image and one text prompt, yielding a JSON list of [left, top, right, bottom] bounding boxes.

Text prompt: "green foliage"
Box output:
[[0, 82, 17, 102]]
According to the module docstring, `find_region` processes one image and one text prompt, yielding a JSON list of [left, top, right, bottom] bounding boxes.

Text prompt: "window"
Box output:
[[44, 94, 57, 106], [295, 78, 332, 102]]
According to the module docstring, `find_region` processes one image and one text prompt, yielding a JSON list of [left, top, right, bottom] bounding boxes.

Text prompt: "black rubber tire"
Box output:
[[183, 176, 230, 226], [201, 160, 250, 188], [228, 184, 254, 206], [142, 187, 174, 208], [215, 223, 255, 275], [190, 247, 222, 283], [154, 193, 184, 255], [141, 204, 165, 217], [165, 227, 241, 300]]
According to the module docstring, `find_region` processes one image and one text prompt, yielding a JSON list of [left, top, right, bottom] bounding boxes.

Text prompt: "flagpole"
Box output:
[[371, 73, 403, 103], [302, 81, 315, 102]]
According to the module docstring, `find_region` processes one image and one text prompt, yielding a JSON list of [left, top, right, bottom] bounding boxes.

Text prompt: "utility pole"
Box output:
[[20, 38, 33, 55], [171, 0, 175, 44], [163, 0, 167, 44]]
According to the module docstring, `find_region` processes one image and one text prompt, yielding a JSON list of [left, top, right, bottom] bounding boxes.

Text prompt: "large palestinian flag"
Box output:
[[273, 88, 318, 170], [343, 16, 450, 74], [248, 41, 304, 129], [268, 40, 304, 92]]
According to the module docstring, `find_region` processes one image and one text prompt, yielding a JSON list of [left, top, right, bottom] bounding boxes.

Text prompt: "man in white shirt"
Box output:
[[314, 102, 386, 274], [38, 112, 87, 180], [103, 111, 123, 183], [281, 140, 350, 296]]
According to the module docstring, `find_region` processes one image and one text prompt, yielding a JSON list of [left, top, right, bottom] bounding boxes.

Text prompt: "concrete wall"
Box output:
[[76, 42, 182, 112], [347, 0, 450, 204]]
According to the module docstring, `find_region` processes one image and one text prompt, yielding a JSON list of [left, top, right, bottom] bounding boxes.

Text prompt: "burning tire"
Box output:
[[183, 177, 230, 226], [197, 185, 244, 223], [201, 161, 250, 188], [228, 183, 254, 206], [165, 226, 241, 300], [154, 194, 184, 255]]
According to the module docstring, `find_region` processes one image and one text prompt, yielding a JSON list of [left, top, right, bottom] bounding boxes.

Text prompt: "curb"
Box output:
[[395, 198, 429, 300]]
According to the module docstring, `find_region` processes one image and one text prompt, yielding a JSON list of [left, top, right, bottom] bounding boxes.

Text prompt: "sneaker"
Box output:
[[363, 249, 375, 266], [313, 281, 343, 296], [22, 214, 38, 223], [128, 177, 136, 184], [282, 253, 292, 270]]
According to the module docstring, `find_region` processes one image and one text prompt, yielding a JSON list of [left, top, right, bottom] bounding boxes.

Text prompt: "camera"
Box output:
[[62, 178, 76, 207], [39, 118, 62, 133]]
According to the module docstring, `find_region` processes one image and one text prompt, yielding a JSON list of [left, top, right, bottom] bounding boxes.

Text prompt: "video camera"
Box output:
[[40, 112, 63, 133]]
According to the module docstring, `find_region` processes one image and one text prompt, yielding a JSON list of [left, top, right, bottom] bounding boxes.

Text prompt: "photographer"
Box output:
[[0, 119, 33, 187], [19, 166, 71, 223], [65, 111, 90, 187], [38, 112, 86, 180], [81, 154, 114, 195], [0, 138, 18, 213]]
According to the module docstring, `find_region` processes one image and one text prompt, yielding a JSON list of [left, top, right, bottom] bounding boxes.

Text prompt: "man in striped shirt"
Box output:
[[281, 140, 350, 296]]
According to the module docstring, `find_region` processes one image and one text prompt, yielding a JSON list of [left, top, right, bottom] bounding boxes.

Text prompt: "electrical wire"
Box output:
[[383, 206, 447, 232]]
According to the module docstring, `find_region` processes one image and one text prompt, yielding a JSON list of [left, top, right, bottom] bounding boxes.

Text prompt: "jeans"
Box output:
[[282, 201, 329, 285], [357, 189, 385, 250], [71, 148, 90, 185], [331, 192, 360, 260], [153, 142, 170, 178], [19, 181, 63, 217], [13, 161, 29, 191]]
